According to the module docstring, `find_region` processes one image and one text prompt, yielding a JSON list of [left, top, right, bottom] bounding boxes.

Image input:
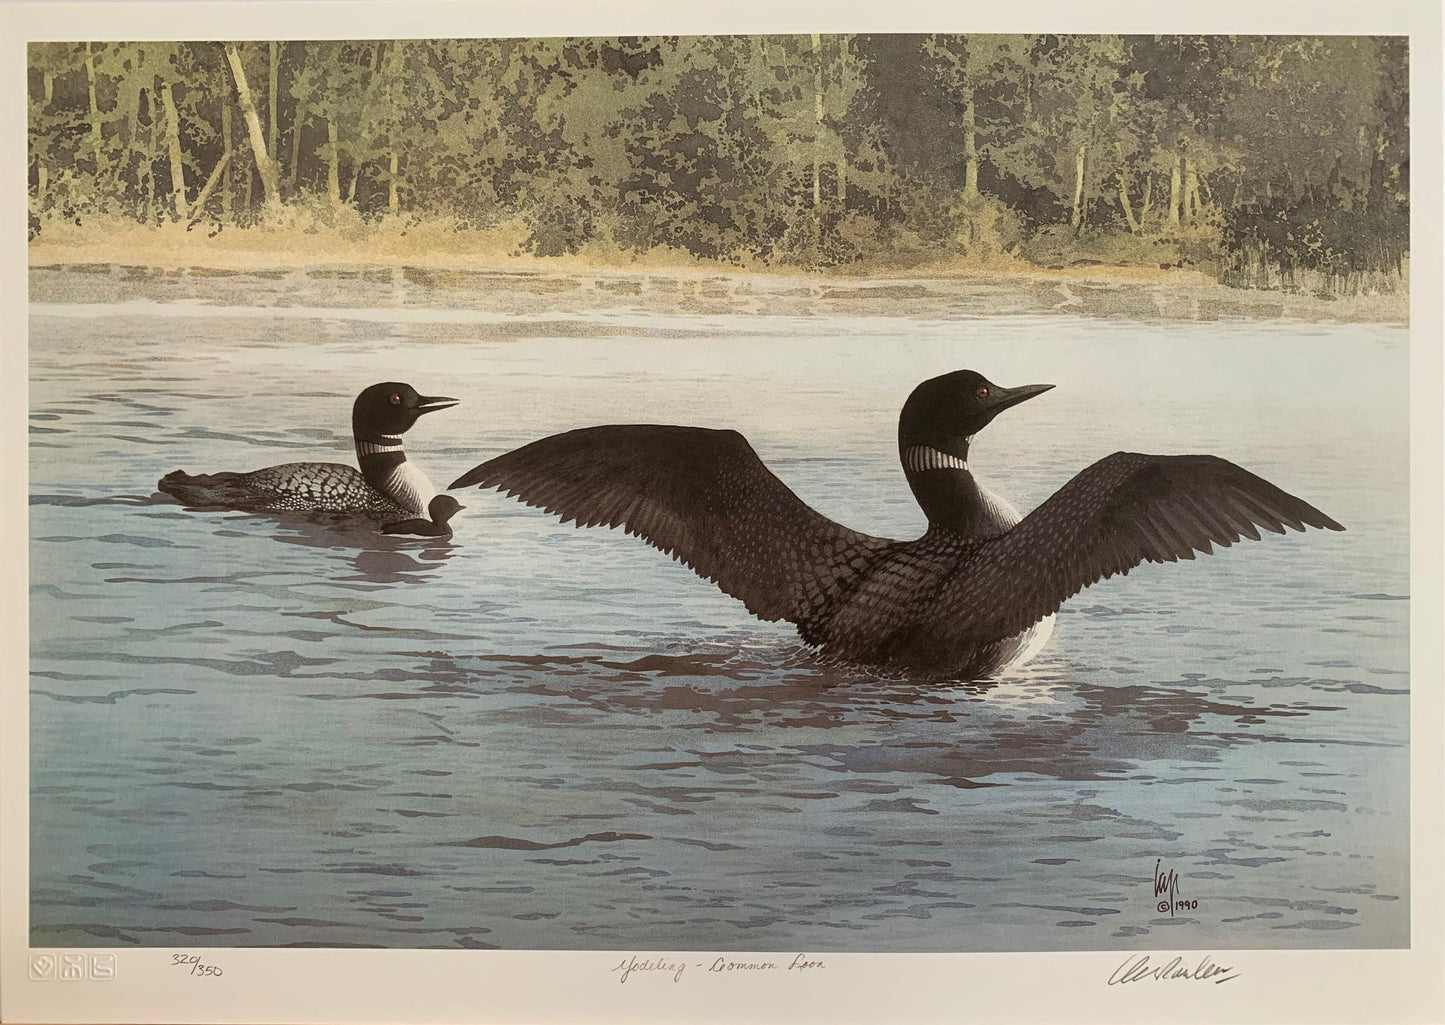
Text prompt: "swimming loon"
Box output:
[[451, 370, 1344, 678], [158, 382, 458, 528]]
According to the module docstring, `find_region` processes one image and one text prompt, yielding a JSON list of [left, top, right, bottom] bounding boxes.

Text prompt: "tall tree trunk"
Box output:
[[224, 43, 280, 209], [1183, 156, 1199, 224], [962, 90, 979, 197], [1181, 156, 1191, 223], [388, 148, 399, 215], [750, 48, 771, 223], [221, 99, 234, 220], [1140, 173, 1154, 218], [159, 80, 188, 222], [289, 95, 306, 193], [83, 43, 107, 178], [1168, 154, 1182, 226], [1117, 168, 1140, 233], [1070, 145, 1086, 230], [141, 89, 158, 224], [268, 42, 279, 197], [1365, 130, 1386, 214], [325, 119, 342, 207], [189, 151, 232, 222], [343, 42, 386, 210], [124, 76, 144, 209], [811, 33, 823, 228], [835, 36, 848, 207], [37, 72, 55, 209]]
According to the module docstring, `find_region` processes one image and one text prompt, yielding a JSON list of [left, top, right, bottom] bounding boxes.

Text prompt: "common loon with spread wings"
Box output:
[[451, 370, 1343, 678], [159, 382, 458, 533]]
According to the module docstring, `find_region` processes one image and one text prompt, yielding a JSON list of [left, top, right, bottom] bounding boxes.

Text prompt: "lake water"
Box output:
[[28, 265, 1409, 951]]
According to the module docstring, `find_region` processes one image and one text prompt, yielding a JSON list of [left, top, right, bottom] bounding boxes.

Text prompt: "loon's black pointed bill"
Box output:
[[416, 396, 460, 415], [990, 383, 1054, 413]]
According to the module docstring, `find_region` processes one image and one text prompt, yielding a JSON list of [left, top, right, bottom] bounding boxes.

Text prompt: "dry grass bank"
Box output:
[[28, 215, 1173, 282], [27, 216, 1408, 324]]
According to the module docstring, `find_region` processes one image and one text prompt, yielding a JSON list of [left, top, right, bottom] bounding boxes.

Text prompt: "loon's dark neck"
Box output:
[[901, 443, 1014, 540], [354, 431, 407, 494]]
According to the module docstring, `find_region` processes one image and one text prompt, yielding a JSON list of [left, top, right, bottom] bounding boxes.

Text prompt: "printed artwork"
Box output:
[[27, 34, 1409, 955]]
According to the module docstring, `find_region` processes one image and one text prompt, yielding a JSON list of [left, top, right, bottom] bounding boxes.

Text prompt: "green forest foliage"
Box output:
[[28, 35, 1408, 289]]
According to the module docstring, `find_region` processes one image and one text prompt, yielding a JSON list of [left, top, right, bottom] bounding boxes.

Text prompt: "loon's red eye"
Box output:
[[389, 392, 402, 406], [974, 385, 990, 400]]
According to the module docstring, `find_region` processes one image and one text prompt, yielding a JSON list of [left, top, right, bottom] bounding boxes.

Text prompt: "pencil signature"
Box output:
[[1108, 954, 1240, 986]]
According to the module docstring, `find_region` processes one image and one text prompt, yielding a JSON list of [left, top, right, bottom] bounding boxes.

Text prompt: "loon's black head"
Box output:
[[898, 370, 1053, 464], [352, 383, 459, 439], [427, 494, 464, 527]]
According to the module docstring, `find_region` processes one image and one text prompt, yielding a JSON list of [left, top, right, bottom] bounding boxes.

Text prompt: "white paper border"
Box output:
[[2, 2, 1441, 1023]]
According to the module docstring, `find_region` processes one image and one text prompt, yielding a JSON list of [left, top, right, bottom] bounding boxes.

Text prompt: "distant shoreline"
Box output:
[[27, 221, 1409, 325], [26, 216, 1175, 279]]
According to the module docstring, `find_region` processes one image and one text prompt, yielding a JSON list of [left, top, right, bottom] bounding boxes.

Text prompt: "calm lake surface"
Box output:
[[28, 266, 1409, 951]]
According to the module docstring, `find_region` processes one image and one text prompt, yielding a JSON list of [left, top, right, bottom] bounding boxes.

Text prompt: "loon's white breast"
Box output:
[[379, 460, 437, 518], [974, 472, 1056, 673]]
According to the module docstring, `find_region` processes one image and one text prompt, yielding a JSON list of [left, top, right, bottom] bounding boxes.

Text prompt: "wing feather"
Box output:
[[451, 425, 895, 625], [937, 452, 1343, 641]]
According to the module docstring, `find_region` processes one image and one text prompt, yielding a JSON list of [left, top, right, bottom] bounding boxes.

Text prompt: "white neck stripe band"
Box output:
[[356, 438, 405, 456], [903, 445, 968, 473]]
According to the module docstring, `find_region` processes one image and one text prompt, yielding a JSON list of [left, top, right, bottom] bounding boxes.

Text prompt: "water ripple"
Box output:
[[27, 285, 1409, 951]]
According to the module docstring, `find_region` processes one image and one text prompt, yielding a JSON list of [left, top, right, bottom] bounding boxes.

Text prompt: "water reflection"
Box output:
[[142, 492, 462, 581], [31, 493, 162, 508], [290, 643, 1356, 790], [262, 517, 458, 581]]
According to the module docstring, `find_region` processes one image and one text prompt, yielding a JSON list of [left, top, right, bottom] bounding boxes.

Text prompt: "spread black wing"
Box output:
[[933, 452, 1344, 642], [450, 425, 896, 626]]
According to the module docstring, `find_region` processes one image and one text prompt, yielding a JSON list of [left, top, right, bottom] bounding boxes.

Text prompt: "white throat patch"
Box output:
[[903, 445, 968, 472], [356, 437, 405, 457]]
